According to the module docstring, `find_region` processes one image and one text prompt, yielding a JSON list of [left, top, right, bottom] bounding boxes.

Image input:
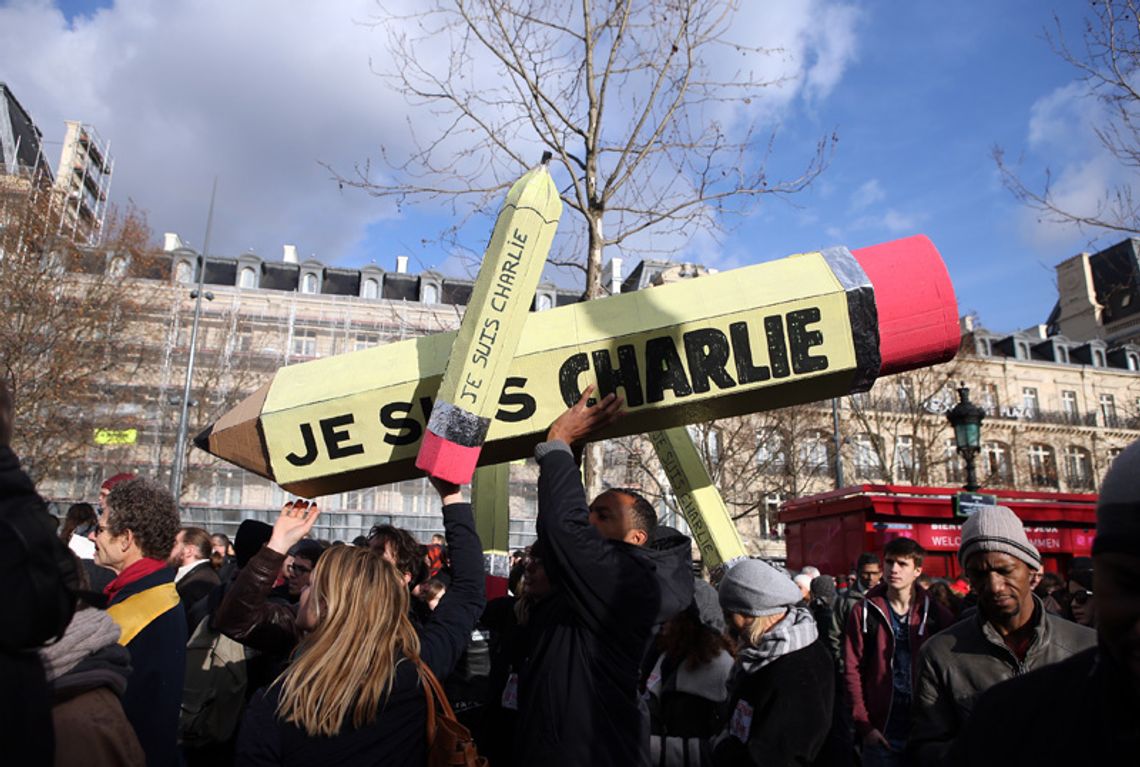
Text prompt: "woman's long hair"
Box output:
[[275, 545, 421, 737]]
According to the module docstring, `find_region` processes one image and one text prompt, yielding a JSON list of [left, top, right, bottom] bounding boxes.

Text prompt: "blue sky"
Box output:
[[3, 0, 1131, 334]]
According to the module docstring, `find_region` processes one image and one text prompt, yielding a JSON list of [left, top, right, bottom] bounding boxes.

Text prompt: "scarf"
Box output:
[[38, 609, 121, 682], [734, 605, 819, 676], [104, 557, 169, 603]]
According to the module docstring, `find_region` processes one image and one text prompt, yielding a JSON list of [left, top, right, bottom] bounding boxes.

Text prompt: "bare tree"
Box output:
[[612, 403, 836, 537], [843, 356, 977, 487], [347, 0, 836, 495], [0, 188, 160, 483], [995, 0, 1140, 235]]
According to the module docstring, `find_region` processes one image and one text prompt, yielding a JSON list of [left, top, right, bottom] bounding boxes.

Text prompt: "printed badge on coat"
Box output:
[[729, 699, 753, 742]]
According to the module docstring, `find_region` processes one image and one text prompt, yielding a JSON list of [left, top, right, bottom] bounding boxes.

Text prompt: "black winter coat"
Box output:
[[953, 646, 1140, 765], [113, 567, 187, 767], [515, 445, 695, 767], [0, 445, 56, 767], [712, 639, 835, 766], [235, 501, 485, 767]]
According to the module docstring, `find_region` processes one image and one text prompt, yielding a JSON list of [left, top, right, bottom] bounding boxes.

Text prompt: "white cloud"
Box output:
[[849, 178, 884, 212], [0, 0, 861, 268], [1014, 79, 1140, 251]]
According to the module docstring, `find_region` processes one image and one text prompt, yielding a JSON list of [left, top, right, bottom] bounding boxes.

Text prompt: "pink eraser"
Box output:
[[852, 235, 960, 376], [416, 430, 482, 485]]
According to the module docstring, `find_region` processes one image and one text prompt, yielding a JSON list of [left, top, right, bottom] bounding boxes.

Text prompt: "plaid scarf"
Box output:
[[734, 605, 819, 675]]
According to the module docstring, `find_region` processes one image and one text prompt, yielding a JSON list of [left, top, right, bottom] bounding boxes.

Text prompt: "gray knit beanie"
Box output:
[[1095, 439, 1140, 556], [718, 558, 803, 617], [958, 505, 1041, 570]]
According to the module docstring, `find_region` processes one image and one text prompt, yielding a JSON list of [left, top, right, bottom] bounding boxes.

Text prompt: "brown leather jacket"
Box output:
[[214, 546, 299, 657], [910, 597, 1096, 766]]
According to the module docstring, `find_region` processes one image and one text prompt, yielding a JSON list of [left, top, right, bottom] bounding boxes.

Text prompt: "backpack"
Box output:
[[0, 458, 79, 651], [419, 659, 488, 767], [180, 615, 249, 747]]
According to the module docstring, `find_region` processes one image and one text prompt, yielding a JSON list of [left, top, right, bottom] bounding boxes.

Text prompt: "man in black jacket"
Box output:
[[954, 441, 1140, 765], [515, 387, 695, 767]]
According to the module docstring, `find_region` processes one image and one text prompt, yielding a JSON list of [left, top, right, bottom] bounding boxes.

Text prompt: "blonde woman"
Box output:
[[229, 477, 484, 766], [712, 559, 835, 766]]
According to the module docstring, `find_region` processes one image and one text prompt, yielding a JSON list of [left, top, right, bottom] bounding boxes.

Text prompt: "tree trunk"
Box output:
[[582, 206, 606, 500]]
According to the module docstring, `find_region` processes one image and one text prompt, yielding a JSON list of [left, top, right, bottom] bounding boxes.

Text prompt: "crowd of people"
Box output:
[[3, 381, 1139, 766]]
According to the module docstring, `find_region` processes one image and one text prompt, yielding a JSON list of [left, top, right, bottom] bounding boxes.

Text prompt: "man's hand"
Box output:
[[546, 385, 624, 447], [428, 475, 463, 506], [267, 500, 321, 555], [863, 729, 891, 750], [0, 379, 12, 449]]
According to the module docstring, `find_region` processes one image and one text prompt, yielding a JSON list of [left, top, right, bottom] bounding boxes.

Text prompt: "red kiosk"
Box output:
[[779, 484, 1097, 579]]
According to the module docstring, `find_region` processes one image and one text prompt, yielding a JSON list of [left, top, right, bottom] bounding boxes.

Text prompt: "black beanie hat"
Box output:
[[1095, 440, 1140, 556], [234, 520, 273, 568]]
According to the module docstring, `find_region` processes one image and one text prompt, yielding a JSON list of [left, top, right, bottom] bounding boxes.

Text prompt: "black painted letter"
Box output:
[[285, 423, 319, 466], [645, 336, 693, 403], [683, 328, 736, 393], [786, 307, 829, 374]]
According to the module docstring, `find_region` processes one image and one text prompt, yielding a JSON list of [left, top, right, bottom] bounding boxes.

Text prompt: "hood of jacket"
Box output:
[[859, 581, 937, 638], [39, 607, 121, 681], [52, 641, 133, 703], [634, 525, 696, 624]]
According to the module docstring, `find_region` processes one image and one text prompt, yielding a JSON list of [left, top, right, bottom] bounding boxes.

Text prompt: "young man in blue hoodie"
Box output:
[[515, 387, 695, 767]]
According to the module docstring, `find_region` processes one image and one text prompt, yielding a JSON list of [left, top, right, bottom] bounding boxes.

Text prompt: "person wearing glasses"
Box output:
[[91, 476, 186, 767], [285, 541, 323, 600]]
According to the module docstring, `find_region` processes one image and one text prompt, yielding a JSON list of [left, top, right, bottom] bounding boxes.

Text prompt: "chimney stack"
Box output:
[[163, 232, 184, 251], [396, 255, 409, 274], [283, 244, 299, 264]]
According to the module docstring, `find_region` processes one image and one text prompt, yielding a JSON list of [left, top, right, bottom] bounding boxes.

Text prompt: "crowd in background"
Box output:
[[4, 383, 1139, 766]]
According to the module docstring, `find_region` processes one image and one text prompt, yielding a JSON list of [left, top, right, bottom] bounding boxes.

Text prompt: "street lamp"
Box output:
[[947, 384, 985, 492]]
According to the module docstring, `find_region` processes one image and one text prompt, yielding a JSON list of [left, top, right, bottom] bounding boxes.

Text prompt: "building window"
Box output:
[[1058, 346, 1069, 364], [755, 430, 786, 473], [943, 439, 964, 485], [1100, 393, 1118, 427], [1021, 387, 1039, 417], [688, 426, 720, 466], [291, 329, 317, 357], [362, 278, 379, 299], [983, 441, 1014, 485], [536, 293, 553, 311], [239, 267, 257, 289], [894, 435, 921, 483], [108, 256, 128, 278], [1061, 390, 1078, 422], [798, 431, 831, 476], [174, 260, 194, 284], [354, 332, 379, 352], [1094, 349, 1106, 367], [211, 470, 243, 506], [980, 383, 999, 415], [1028, 443, 1059, 488], [302, 273, 319, 294], [896, 377, 914, 409], [852, 434, 884, 480], [422, 283, 439, 304], [1064, 446, 1094, 490]]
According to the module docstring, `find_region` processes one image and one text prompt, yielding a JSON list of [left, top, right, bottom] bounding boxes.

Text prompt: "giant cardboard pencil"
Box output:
[[417, 159, 562, 483], [649, 427, 747, 569], [196, 235, 960, 497], [472, 462, 511, 555]]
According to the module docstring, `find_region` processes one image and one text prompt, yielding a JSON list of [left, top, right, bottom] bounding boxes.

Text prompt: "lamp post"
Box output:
[[170, 179, 218, 503], [947, 384, 985, 492]]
